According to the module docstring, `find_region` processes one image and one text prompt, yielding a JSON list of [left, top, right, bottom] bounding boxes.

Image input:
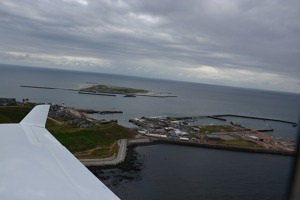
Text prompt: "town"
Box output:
[[129, 115, 296, 155], [0, 98, 296, 156]]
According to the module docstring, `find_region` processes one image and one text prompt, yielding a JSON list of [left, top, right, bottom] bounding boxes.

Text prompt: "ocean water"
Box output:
[[0, 65, 298, 139], [1, 64, 299, 199], [102, 144, 293, 200]]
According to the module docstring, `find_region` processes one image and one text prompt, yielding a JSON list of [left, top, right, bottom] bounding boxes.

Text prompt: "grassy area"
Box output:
[[199, 125, 236, 133], [216, 139, 260, 148], [48, 123, 134, 157], [0, 105, 135, 159], [0, 105, 33, 123], [142, 117, 161, 126], [81, 84, 148, 94], [129, 119, 146, 128], [88, 144, 119, 159]]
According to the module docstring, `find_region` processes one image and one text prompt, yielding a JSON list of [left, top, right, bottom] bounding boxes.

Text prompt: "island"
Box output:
[[20, 84, 178, 98], [79, 84, 177, 98], [0, 98, 296, 169]]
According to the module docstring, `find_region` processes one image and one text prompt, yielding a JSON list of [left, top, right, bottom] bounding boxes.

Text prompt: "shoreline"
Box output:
[[152, 139, 295, 156], [87, 139, 296, 177], [84, 136, 295, 168]]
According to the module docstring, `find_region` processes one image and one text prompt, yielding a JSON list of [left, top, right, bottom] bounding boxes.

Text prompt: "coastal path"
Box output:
[[80, 139, 127, 167]]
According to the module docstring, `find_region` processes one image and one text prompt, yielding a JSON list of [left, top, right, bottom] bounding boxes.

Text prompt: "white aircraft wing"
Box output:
[[0, 105, 120, 200]]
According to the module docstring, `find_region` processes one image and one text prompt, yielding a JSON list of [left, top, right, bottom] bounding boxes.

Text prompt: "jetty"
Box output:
[[77, 109, 123, 115]]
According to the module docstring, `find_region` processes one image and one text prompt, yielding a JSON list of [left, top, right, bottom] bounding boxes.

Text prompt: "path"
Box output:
[[80, 139, 127, 166]]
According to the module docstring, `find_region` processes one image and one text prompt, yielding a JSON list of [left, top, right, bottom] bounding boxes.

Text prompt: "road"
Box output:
[[80, 139, 127, 167]]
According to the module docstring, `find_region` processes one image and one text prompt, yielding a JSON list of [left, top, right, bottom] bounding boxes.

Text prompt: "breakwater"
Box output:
[[82, 135, 294, 167], [80, 138, 153, 167], [77, 109, 123, 114], [20, 85, 77, 91], [153, 139, 295, 156], [135, 94, 178, 98], [78, 91, 116, 97], [172, 114, 297, 126], [213, 114, 298, 126]]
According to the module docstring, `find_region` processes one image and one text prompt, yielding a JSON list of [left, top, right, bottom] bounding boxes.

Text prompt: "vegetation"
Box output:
[[142, 117, 161, 126], [198, 125, 236, 133], [216, 139, 260, 148], [0, 105, 33, 123], [0, 105, 135, 159], [80, 84, 148, 94], [48, 123, 134, 158], [129, 119, 146, 128]]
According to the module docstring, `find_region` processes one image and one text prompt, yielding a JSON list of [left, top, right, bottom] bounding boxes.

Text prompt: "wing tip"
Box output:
[[20, 105, 50, 127]]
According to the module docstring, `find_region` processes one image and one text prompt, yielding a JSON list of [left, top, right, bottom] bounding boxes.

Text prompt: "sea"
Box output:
[[1, 64, 299, 200]]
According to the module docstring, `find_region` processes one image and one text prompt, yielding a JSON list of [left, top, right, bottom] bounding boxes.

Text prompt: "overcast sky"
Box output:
[[0, 0, 299, 93]]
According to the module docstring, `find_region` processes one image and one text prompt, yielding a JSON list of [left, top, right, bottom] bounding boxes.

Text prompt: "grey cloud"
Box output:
[[0, 0, 299, 92]]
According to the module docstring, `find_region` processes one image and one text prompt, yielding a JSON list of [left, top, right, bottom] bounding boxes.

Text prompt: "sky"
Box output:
[[0, 0, 299, 93]]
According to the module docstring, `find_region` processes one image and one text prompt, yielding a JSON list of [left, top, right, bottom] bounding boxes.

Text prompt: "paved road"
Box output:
[[80, 139, 127, 167]]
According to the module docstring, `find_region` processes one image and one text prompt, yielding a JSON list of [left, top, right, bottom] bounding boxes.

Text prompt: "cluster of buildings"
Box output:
[[0, 98, 17, 106], [0, 98, 116, 128], [130, 116, 201, 141], [129, 115, 296, 153], [49, 104, 117, 128]]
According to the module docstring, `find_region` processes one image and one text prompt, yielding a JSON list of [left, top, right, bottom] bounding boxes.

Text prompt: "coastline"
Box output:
[[80, 139, 128, 166], [84, 136, 295, 169], [153, 139, 295, 156]]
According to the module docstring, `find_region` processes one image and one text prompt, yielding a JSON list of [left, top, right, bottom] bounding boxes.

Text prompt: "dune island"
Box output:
[[20, 83, 177, 98], [79, 84, 177, 98]]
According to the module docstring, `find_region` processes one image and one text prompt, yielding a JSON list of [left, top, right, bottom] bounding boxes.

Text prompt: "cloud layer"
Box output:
[[0, 0, 299, 93]]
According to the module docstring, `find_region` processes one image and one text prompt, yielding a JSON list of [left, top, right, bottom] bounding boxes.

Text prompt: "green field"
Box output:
[[216, 139, 260, 148], [0, 105, 135, 159], [0, 106, 33, 123], [198, 125, 236, 133], [48, 122, 134, 158]]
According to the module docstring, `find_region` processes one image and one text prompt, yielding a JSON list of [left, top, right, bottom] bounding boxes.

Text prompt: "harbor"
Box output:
[[129, 114, 297, 156]]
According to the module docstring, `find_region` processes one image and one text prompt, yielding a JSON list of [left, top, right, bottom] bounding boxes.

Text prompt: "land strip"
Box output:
[[20, 85, 78, 91]]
